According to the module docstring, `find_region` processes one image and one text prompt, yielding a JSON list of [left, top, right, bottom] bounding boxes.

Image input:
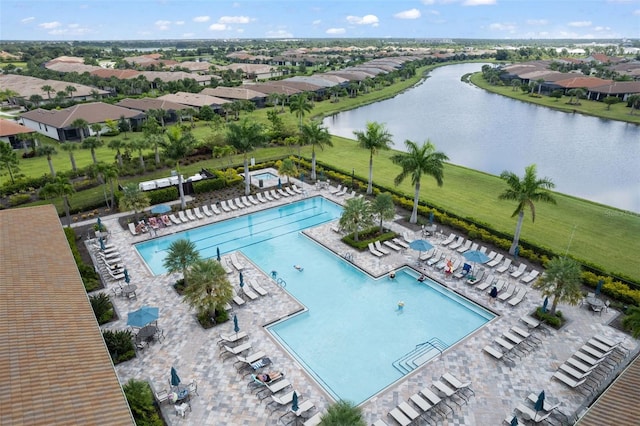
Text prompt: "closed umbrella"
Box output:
[[124, 268, 130, 284], [277, 178, 282, 189], [170, 367, 181, 388], [595, 279, 604, 296], [239, 272, 244, 288], [99, 236, 106, 251], [291, 391, 298, 412], [510, 416, 518, 426], [127, 306, 159, 327], [429, 211, 434, 225], [534, 390, 545, 421], [542, 297, 549, 313], [409, 239, 433, 260], [97, 217, 102, 231], [216, 247, 221, 262], [233, 314, 240, 337]]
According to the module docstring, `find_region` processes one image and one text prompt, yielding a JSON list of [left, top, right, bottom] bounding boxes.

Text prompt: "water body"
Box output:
[[323, 63, 640, 213]]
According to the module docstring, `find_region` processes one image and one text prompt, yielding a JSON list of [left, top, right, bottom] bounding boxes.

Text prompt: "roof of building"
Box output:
[[589, 81, 640, 95], [0, 74, 109, 100], [243, 83, 302, 96], [139, 71, 211, 83], [156, 92, 229, 107], [116, 97, 190, 112], [0, 118, 34, 137], [200, 87, 267, 101], [178, 61, 212, 72], [551, 76, 613, 89], [0, 205, 134, 425], [45, 62, 102, 74], [21, 102, 143, 128], [284, 76, 340, 88], [91, 69, 142, 80]]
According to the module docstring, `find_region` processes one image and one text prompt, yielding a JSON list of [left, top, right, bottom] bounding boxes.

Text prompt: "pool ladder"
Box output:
[[276, 277, 286, 288], [343, 252, 354, 262], [392, 337, 449, 374]]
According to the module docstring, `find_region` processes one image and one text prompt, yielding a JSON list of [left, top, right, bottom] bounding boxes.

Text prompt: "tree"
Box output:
[[65, 85, 77, 98], [532, 257, 583, 315], [603, 96, 621, 110], [289, 93, 313, 131], [198, 105, 215, 121], [278, 158, 297, 184], [371, 192, 395, 233], [90, 123, 103, 141], [40, 176, 75, 227], [70, 118, 89, 142], [59, 142, 78, 172], [143, 117, 164, 165], [122, 379, 163, 426], [183, 258, 233, 322], [567, 88, 586, 105], [108, 139, 125, 168], [390, 140, 449, 224], [118, 115, 131, 138], [319, 400, 366, 426], [498, 164, 556, 255], [163, 239, 200, 287], [536, 78, 545, 95], [353, 121, 393, 195], [300, 120, 332, 180], [627, 94, 640, 115], [82, 136, 103, 165], [37, 145, 57, 177], [212, 145, 235, 168], [0, 142, 20, 184], [89, 162, 118, 210], [622, 306, 640, 338], [28, 94, 43, 107], [160, 126, 196, 209], [226, 119, 266, 195], [41, 85, 53, 100], [129, 137, 151, 171], [338, 196, 373, 242], [511, 79, 521, 92], [119, 182, 149, 221]]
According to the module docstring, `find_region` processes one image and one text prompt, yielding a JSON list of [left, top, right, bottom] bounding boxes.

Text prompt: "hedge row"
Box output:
[[63, 227, 101, 292]]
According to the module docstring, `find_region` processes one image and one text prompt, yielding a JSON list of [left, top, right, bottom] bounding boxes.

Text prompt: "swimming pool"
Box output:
[[252, 172, 279, 181], [135, 198, 495, 404]]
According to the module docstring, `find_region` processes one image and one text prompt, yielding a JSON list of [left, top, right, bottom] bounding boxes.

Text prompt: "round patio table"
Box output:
[[586, 297, 604, 308], [137, 325, 157, 342], [122, 284, 137, 297]]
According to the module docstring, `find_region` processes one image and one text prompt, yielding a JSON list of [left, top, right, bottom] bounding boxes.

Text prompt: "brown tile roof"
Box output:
[[0, 74, 109, 100], [156, 92, 229, 108], [116, 97, 190, 112], [91, 69, 141, 80], [576, 354, 640, 425], [244, 83, 302, 96], [0, 118, 34, 137], [20, 102, 144, 128], [552, 77, 613, 89], [589, 81, 640, 95], [0, 205, 134, 425], [200, 87, 267, 101]]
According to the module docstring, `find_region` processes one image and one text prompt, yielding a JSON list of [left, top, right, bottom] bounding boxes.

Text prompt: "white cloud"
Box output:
[[394, 9, 421, 19], [312, 19, 321, 25], [155, 20, 171, 30], [21, 17, 35, 24], [421, 0, 436, 4], [489, 22, 517, 32], [346, 14, 379, 26], [182, 32, 195, 38], [463, 0, 496, 5], [266, 29, 293, 38], [568, 21, 592, 27], [175, 21, 185, 25], [526, 19, 548, 25], [193, 16, 210, 23], [425, 10, 441, 15], [38, 21, 62, 29], [209, 23, 228, 31], [326, 27, 346, 35], [68, 23, 80, 28], [633, 9, 640, 15], [219, 16, 250, 24], [594, 26, 611, 31]]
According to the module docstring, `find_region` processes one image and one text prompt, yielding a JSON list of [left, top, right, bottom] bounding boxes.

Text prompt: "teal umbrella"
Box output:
[[277, 178, 282, 189], [534, 390, 545, 421], [124, 268, 130, 284], [233, 314, 240, 335], [99, 236, 106, 251], [216, 247, 221, 262], [595, 279, 603, 296], [239, 272, 244, 288], [171, 367, 181, 388], [151, 204, 171, 214], [429, 211, 434, 225], [97, 217, 102, 231], [542, 297, 549, 313], [127, 306, 159, 327], [291, 391, 298, 412], [510, 416, 518, 426]]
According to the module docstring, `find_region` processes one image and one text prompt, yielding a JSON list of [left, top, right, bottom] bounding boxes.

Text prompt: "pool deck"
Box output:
[[94, 182, 638, 425]]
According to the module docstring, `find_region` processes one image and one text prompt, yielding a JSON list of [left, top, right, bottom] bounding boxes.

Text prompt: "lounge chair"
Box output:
[[266, 390, 297, 413], [220, 342, 252, 359], [221, 259, 233, 274], [520, 315, 541, 329], [448, 237, 465, 250], [247, 195, 260, 205], [257, 378, 293, 399], [211, 203, 222, 215], [292, 184, 303, 194], [456, 240, 473, 253], [256, 193, 267, 203], [230, 198, 243, 209], [329, 184, 342, 194], [453, 263, 472, 279], [161, 215, 172, 226], [419, 248, 436, 261], [515, 403, 552, 423], [508, 288, 528, 306], [402, 232, 414, 243], [432, 380, 467, 407], [128, 222, 139, 235], [304, 412, 323, 426], [278, 188, 290, 197], [221, 200, 234, 211], [419, 387, 452, 415], [285, 186, 296, 196], [242, 285, 259, 300], [441, 373, 475, 398], [426, 251, 443, 267], [498, 284, 517, 301], [483, 345, 510, 361], [239, 196, 252, 207], [408, 393, 433, 419], [466, 269, 485, 285], [368, 243, 384, 257], [388, 407, 412, 426], [476, 274, 496, 291], [559, 363, 593, 381], [230, 253, 245, 271], [217, 331, 248, 347], [201, 205, 213, 217], [279, 400, 315, 425], [336, 187, 348, 197], [510, 263, 527, 278], [234, 350, 267, 371], [185, 209, 197, 221], [249, 279, 268, 296], [393, 238, 409, 249], [148, 217, 160, 229], [193, 207, 205, 219], [383, 240, 402, 251], [101, 249, 121, 259], [262, 191, 274, 201], [345, 190, 356, 199], [496, 258, 512, 273], [374, 241, 390, 255], [485, 251, 496, 261], [440, 233, 457, 246], [526, 392, 563, 414], [486, 253, 504, 268], [168, 214, 181, 225], [232, 291, 245, 306], [178, 211, 190, 222], [270, 189, 281, 199], [521, 270, 539, 284]]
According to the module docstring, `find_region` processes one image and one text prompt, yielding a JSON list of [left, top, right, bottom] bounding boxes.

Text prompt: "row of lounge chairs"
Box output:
[[91, 240, 130, 283], [484, 323, 543, 363], [374, 373, 474, 426], [468, 274, 528, 307], [368, 240, 404, 257], [328, 184, 352, 197], [508, 390, 569, 425]]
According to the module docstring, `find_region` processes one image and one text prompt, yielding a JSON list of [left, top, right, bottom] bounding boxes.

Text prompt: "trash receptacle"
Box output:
[[259, 179, 263, 188]]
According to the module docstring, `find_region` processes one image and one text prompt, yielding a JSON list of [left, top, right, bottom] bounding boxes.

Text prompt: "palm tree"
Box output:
[[353, 121, 393, 195], [90, 123, 103, 141], [627, 94, 640, 115], [371, 192, 395, 233], [59, 142, 78, 172], [82, 136, 103, 165], [0, 142, 20, 184], [143, 117, 164, 165], [28, 94, 43, 107], [108, 139, 125, 168], [65, 85, 77, 98], [278, 158, 297, 184], [319, 400, 366, 426], [89, 162, 119, 209], [622, 306, 640, 338], [300, 120, 332, 180], [289, 93, 313, 131], [532, 257, 583, 315], [37, 145, 57, 177], [119, 182, 149, 221], [39, 176, 75, 227], [183, 259, 233, 323], [41, 85, 53, 100], [338, 196, 373, 242], [226, 119, 267, 195], [567, 88, 586, 105], [163, 239, 201, 287], [70, 118, 89, 142], [129, 137, 151, 171], [390, 140, 449, 224], [160, 126, 196, 209], [498, 164, 556, 255]]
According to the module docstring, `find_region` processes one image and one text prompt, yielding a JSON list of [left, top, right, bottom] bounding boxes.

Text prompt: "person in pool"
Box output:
[[417, 273, 426, 282], [294, 265, 304, 271]]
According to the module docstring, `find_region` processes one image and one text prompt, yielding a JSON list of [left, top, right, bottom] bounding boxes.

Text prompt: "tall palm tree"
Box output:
[[143, 117, 164, 165], [119, 182, 149, 220], [59, 142, 78, 172], [0, 142, 19, 184], [65, 85, 77, 98], [499, 164, 556, 255], [108, 139, 125, 168], [160, 126, 196, 209], [129, 137, 151, 171], [41, 85, 53, 100], [567, 88, 586, 105], [278, 158, 297, 184], [89, 162, 119, 210], [532, 257, 582, 315], [353, 121, 393, 195], [338, 196, 373, 242], [37, 145, 57, 177], [390, 140, 449, 224], [226, 119, 266, 195], [628, 94, 640, 115], [371, 192, 395, 233], [81, 136, 103, 166], [183, 259, 233, 322], [163, 239, 201, 287], [39, 176, 75, 227], [90, 123, 103, 141], [300, 120, 332, 180], [289, 93, 313, 131], [70, 118, 89, 142]]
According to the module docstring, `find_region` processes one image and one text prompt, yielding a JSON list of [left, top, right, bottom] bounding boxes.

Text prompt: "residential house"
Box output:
[[0, 118, 35, 149], [116, 97, 191, 124], [199, 87, 268, 108], [156, 92, 229, 112]]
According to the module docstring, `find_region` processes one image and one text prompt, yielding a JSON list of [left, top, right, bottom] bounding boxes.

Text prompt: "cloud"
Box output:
[[633, 9, 640, 15], [526, 19, 548, 25], [421, 0, 436, 4], [489, 22, 517, 32], [182, 32, 195, 38], [594, 26, 611, 31], [568, 21, 592, 27], [209, 23, 228, 31], [219, 16, 250, 24], [38, 21, 62, 29], [175, 21, 185, 25], [266, 29, 293, 38], [394, 9, 421, 19], [312, 19, 321, 25], [155, 20, 171, 30], [21, 17, 35, 24], [346, 14, 379, 26], [463, 0, 496, 5], [326, 27, 346, 35], [193, 16, 210, 23]]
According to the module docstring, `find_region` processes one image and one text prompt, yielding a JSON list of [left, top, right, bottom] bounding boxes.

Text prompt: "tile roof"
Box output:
[[589, 81, 640, 95], [116, 97, 190, 112], [90, 69, 141, 80], [552, 77, 613, 89], [0, 118, 34, 137], [20, 102, 144, 128], [199, 87, 267, 101], [0, 74, 108, 100], [156, 92, 229, 107], [0, 205, 134, 425]]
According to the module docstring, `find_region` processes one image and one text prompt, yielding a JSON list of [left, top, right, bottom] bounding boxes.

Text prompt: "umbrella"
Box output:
[[151, 204, 171, 214], [291, 391, 298, 412], [429, 211, 434, 225], [514, 246, 520, 260], [99, 236, 106, 251], [239, 272, 244, 287], [542, 297, 549, 313], [127, 306, 159, 327], [595, 279, 604, 296], [233, 314, 240, 335], [300, 173, 305, 184], [534, 390, 545, 420], [97, 217, 102, 231], [216, 247, 221, 262], [124, 268, 130, 284], [463, 250, 490, 273], [277, 178, 282, 189], [170, 367, 181, 388], [409, 239, 434, 260], [510, 416, 518, 426]]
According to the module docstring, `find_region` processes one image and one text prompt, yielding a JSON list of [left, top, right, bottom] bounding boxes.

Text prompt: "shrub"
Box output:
[[122, 379, 164, 426], [534, 307, 563, 328], [342, 226, 397, 250], [147, 187, 178, 205], [8, 193, 32, 206], [63, 227, 101, 292], [193, 177, 227, 193], [102, 329, 135, 363], [90, 293, 115, 324]]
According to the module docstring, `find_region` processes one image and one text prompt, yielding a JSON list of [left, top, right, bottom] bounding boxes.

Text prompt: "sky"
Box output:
[[1, 0, 639, 41]]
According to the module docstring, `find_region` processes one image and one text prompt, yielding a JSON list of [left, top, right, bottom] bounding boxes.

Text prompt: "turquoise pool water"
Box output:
[[252, 172, 278, 181], [135, 198, 494, 404]]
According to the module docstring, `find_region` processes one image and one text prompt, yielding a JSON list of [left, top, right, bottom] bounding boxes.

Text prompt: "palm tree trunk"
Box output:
[[510, 210, 525, 255], [47, 158, 56, 177], [550, 297, 559, 315], [155, 145, 160, 165], [177, 171, 186, 210], [116, 152, 123, 168], [69, 153, 77, 172], [311, 149, 317, 180], [243, 157, 250, 195], [139, 152, 145, 170], [91, 149, 97, 165], [109, 179, 115, 210], [367, 152, 374, 194], [410, 182, 421, 224], [63, 196, 71, 228]]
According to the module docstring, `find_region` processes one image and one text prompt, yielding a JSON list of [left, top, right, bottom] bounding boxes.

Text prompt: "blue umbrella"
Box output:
[[233, 314, 240, 334], [463, 250, 490, 265], [277, 178, 282, 189], [510, 416, 518, 426], [151, 204, 171, 214], [542, 297, 549, 313], [124, 268, 130, 284], [429, 211, 434, 225], [170, 367, 181, 388], [239, 272, 244, 287], [97, 217, 102, 231], [127, 306, 159, 327], [409, 239, 433, 260], [216, 247, 221, 262], [534, 390, 545, 420], [99, 236, 106, 251], [595, 279, 604, 296], [291, 391, 298, 412]]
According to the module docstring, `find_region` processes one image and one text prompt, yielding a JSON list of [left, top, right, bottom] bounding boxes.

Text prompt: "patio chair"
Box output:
[[498, 284, 517, 302], [278, 188, 290, 197], [285, 186, 297, 196], [383, 240, 402, 251], [169, 214, 183, 224], [432, 380, 467, 406], [186, 380, 199, 396], [515, 403, 552, 423], [217, 331, 248, 347], [419, 248, 435, 261], [521, 269, 539, 284], [476, 274, 496, 291], [486, 253, 504, 268], [426, 251, 443, 267], [368, 243, 384, 257], [441, 373, 475, 400], [270, 189, 281, 199], [201, 205, 213, 217], [128, 222, 139, 235], [247, 195, 260, 205], [240, 196, 252, 207], [234, 350, 267, 371], [396, 401, 422, 424], [266, 390, 296, 413], [242, 285, 259, 301], [440, 233, 457, 246], [178, 211, 190, 222], [230, 253, 245, 271], [263, 191, 274, 201], [448, 237, 465, 251], [510, 263, 527, 278], [220, 342, 252, 359], [456, 240, 473, 253], [249, 279, 268, 296], [388, 407, 413, 426], [466, 269, 485, 285], [278, 400, 315, 424], [496, 258, 512, 273], [374, 241, 390, 255], [185, 209, 197, 221], [154, 389, 170, 405], [508, 288, 528, 307], [393, 238, 409, 249], [453, 263, 472, 279], [336, 187, 348, 197], [329, 184, 342, 194], [230, 198, 243, 209], [303, 412, 323, 426]]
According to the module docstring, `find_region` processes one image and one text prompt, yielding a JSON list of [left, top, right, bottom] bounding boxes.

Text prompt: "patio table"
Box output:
[[137, 325, 157, 342], [586, 297, 604, 308], [122, 284, 137, 298]]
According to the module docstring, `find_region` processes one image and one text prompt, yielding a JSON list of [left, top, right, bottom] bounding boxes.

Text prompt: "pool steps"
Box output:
[[393, 337, 449, 374]]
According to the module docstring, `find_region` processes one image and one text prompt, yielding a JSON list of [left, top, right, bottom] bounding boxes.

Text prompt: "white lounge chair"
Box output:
[[508, 288, 528, 306], [456, 240, 473, 253], [285, 186, 296, 196], [510, 263, 527, 278], [242, 285, 259, 300], [220, 342, 252, 359], [426, 250, 442, 266], [368, 243, 384, 257], [220, 200, 231, 212], [185, 209, 197, 221], [292, 184, 303, 194], [240, 196, 252, 207], [217, 331, 248, 347], [232, 198, 245, 209], [201, 205, 213, 217], [418, 247, 434, 260], [329, 184, 342, 194], [521, 269, 539, 284], [440, 233, 457, 246], [498, 284, 517, 301], [393, 238, 409, 249], [382, 240, 401, 251], [247, 195, 260, 205], [374, 241, 390, 255], [476, 274, 496, 291], [496, 258, 512, 273], [194, 207, 205, 219], [128, 222, 139, 235], [388, 407, 412, 426], [230, 253, 245, 271], [486, 253, 504, 268], [336, 187, 348, 197], [516, 403, 552, 423], [178, 211, 190, 222], [270, 189, 281, 199], [266, 390, 296, 413], [262, 191, 274, 201], [466, 269, 485, 285], [249, 279, 268, 296], [448, 237, 465, 250], [278, 188, 290, 197], [234, 350, 267, 371], [211, 203, 222, 215]]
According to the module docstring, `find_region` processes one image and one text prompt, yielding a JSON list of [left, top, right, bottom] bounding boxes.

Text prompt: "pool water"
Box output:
[[252, 172, 278, 181], [135, 198, 494, 404]]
